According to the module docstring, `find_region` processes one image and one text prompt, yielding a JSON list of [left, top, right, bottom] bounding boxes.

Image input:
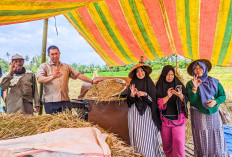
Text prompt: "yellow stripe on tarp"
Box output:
[[211, 0, 231, 65], [221, 37, 232, 66], [189, 0, 200, 59], [0, 10, 74, 23], [176, 0, 190, 59], [99, 1, 139, 63], [0, 4, 81, 10], [64, 11, 118, 67], [135, 0, 164, 57], [119, 0, 155, 60], [158, 0, 177, 55], [87, 3, 132, 64]]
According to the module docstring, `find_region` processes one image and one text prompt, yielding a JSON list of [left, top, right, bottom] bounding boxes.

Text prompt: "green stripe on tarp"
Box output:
[[93, 2, 135, 64], [185, 0, 194, 59], [0, 6, 80, 16], [217, 0, 232, 65], [129, 0, 158, 58], [67, 12, 116, 66]]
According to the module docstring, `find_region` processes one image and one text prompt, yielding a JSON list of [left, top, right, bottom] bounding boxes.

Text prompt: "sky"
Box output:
[[0, 15, 106, 65]]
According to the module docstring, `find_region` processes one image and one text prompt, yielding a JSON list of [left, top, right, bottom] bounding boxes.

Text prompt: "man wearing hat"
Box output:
[[0, 54, 40, 114]]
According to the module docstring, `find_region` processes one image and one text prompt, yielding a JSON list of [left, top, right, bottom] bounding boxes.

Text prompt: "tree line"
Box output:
[[0, 54, 191, 74]]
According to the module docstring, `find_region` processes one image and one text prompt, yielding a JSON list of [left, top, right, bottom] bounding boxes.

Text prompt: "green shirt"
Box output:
[[186, 81, 226, 114]]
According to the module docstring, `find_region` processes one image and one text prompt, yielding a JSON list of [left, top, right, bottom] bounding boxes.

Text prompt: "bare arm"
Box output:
[[76, 73, 93, 83]]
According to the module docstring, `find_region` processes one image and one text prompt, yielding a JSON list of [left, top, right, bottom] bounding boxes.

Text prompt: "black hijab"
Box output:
[[156, 65, 187, 120], [127, 66, 161, 130]]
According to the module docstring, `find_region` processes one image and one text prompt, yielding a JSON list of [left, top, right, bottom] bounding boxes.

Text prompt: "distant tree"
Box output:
[[0, 58, 9, 72], [6, 52, 10, 62], [25, 55, 30, 65]]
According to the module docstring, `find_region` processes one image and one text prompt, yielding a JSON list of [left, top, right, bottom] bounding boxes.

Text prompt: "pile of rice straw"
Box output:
[[0, 113, 139, 157], [84, 79, 126, 101]]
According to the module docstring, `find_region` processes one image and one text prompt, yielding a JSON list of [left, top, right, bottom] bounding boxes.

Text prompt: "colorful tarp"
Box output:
[[64, 0, 232, 67], [0, 0, 232, 67], [0, 0, 100, 26]]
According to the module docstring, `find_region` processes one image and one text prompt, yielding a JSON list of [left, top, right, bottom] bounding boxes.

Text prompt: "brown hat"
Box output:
[[11, 54, 25, 60], [187, 59, 212, 76], [128, 56, 152, 79]]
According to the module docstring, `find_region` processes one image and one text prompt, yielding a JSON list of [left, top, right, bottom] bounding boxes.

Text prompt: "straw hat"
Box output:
[[187, 59, 212, 76], [128, 56, 152, 79]]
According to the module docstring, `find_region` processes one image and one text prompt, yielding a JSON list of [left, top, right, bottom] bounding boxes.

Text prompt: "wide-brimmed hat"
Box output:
[[11, 54, 25, 60], [187, 59, 212, 76], [128, 57, 152, 79]]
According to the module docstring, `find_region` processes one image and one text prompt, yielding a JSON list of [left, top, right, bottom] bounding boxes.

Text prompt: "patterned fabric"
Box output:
[[190, 106, 230, 157], [65, 0, 232, 67], [128, 104, 162, 157], [0, 0, 100, 26]]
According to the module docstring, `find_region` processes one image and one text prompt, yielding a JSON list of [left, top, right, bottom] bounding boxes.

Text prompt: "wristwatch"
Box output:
[[144, 93, 147, 97]]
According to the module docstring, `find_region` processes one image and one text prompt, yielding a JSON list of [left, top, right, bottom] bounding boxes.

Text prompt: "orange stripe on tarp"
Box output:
[[142, 0, 172, 56], [105, 0, 149, 61], [77, 7, 125, 65], [199, 0, 220, 59], [162, 0, 184, 56]]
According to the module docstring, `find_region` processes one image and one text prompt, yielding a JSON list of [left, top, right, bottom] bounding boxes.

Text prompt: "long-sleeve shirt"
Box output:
[[0, 71, 40, 113], [186, 81, 226, 114]]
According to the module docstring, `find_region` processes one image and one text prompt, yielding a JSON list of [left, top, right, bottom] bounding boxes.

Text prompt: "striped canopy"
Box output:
[[65, 0, 232, 67], [1, 0, 232, 67], [0, 0, 100, 25]]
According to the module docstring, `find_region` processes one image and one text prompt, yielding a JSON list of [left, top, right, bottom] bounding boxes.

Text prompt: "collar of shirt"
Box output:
[[48, 60, 63, 66]]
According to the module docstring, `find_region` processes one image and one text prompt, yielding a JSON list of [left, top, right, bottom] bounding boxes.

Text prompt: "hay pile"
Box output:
[[0, 113, 137, 157], [84, 79, 126, 101]]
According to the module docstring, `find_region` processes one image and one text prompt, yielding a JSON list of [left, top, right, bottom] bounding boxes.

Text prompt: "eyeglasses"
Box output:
[[49, 53, 60, 56]]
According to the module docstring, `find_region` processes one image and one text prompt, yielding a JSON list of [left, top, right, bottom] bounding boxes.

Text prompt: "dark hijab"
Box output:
[[127, 66, 161, 130], [156, 65, 187, 120]]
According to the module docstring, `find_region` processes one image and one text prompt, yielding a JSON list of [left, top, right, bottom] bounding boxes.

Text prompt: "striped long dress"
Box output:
[[128, 104, 162, 157], [190, 106, 230, 157]]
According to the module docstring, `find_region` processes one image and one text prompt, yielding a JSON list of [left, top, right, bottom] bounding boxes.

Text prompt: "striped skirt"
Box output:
[[190, 107, 230, 157], [128, 104, 162, 157]]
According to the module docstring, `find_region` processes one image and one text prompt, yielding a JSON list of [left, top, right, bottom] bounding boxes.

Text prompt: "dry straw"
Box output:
[[0, 112, 139, 157], [84, 79, 126, 101]]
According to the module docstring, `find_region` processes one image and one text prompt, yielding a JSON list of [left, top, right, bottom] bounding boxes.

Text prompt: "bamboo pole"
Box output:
[[39, 19, 48, 115]]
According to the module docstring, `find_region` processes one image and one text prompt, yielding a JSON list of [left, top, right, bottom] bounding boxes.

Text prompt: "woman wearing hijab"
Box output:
[[156, 65, 188, 157], [127, 61, 162, 157], [186, 59, 229, 157]]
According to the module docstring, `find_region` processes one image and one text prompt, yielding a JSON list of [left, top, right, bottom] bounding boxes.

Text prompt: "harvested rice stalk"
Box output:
[[0, 113, 138, 157], [84, 79, 126, 101]]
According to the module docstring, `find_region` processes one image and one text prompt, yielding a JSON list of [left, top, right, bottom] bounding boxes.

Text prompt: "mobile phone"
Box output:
[[175, 85, 182, 91]]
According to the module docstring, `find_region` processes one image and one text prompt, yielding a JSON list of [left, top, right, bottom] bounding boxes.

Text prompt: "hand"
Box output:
[[34, 106, 40, 113], [137, 91, 147, 98], [173, 88, 184, 102], [53, 66, 62, 79], [167, 88, 174, 98], [9, 61, 16, 75], [92, 78, 103, 84], [173, 88, 183, 97], [130, 84, 138, 97], [192, 75, 202, 88], [206, 100, 217, 108]]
